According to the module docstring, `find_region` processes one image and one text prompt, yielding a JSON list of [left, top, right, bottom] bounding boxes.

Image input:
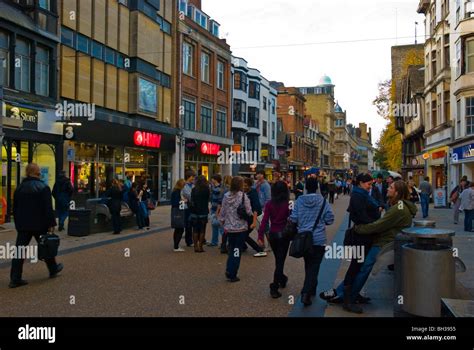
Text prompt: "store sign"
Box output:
[[432, 150, 446, 160], [5, 104, 38, 130], [452, 144, 474, 163], [185, 139, 198, 152], [434, 188, 447, 208], [133, 131, 162, 149], [261, 149, 269, 157], [422, 153, 430, 160], [201, 142, 220, 155]]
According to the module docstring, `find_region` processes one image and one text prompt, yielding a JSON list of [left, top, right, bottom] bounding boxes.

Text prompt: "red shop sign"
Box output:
[[201, 142, 221, 155], [134, 131, 162, 148]]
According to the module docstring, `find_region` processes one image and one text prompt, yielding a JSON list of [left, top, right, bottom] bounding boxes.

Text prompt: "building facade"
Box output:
[[176, 0, 233, 181]]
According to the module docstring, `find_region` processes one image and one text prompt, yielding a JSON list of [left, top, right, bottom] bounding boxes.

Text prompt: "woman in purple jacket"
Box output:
[[258, 181, 291, 298]]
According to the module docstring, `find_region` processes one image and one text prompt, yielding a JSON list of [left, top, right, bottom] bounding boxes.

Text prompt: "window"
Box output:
[[194, 9, 208, 29], [467, 98, 474, 135], [233, 131, 243, 145], [15, 38, 30, 92], [105, 47, 115, 65], [249, 81, 260, 99], [457, 99, 461, 138], [271, 98, 276, 114], [179, 0, 187, 13], [444, 90, 451, 122], [201, 105, 212, 134], [39, 0, 50, 11], [234, 71, 247, 91], [217, 108, 226, 137], [61, 27, 75, 47], [183, 42, 193, 76], [92, 41, 103, 60], [183, 99, 196, 130], [201, 52, 210, 84], [444, 34, 450, 69], [467, 39, 474, 74], [35, 46, 49, 96], [161, 20, 171, 35], [138, 78, 157, 114], [431, 50, 437, 77], [262, 120, 268, 137], [436, 39, 441, 73], [0, 31, 9, 87], [456, 40, 462, 77], [117, 54, 125, 69], [272, 122, 275, 140], [247, 136, 258, 153], [263, 96, 267, 110], [217, 61, 224, 90], [211, 22, 220, 37], [248, 107, 259, 128], [233, 99, 246, 123], [77, 34, 90, 54], [432, 100, 437, 128], [456, 0, 461, 24]]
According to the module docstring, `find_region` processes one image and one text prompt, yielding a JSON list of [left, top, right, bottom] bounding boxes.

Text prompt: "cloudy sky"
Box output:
[[201, 0, 425, 143]]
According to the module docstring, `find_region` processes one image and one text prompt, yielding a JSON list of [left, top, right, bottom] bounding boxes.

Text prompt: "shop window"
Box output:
[[33, 144, 55, 187], [138, 77, 157, 114], [14, 37, 31, 92]]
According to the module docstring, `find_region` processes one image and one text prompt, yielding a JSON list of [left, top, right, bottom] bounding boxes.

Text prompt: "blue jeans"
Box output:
[[335, 246, 381, 302], [57, 209, 68, 229], [226, 231, 247, 279], [464, 210, 474, 232], [420, 193, 430, 218]]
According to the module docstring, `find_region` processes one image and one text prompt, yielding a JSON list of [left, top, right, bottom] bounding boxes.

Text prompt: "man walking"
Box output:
[[10, 163, 63, 288], [255, 170, 271, 209], [182, 170, 196, 247], [460, 182, 474, 232], [451, 178, 468, 224], [52, 170, 74, 231], [419, 177, 433, 219]]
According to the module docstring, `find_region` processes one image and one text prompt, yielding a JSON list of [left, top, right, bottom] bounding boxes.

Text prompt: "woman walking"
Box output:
[[243, 177, 267, 257], [107, 179, 123, 235], [220, 175, 234, 254], [139, 183, 152, 230], [258, 181, 290, 298], [171, 179, 186, 252], [129, 183, 145, 230], [190, 176, 210, 253], [219, 177, 253, 282]]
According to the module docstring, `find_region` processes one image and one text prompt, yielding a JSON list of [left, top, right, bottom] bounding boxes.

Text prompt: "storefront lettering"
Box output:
[[6, 105, 38, 130], [201, 142, 220, 156], [134, 131, 162, 149], [452, 144, 474, 162]]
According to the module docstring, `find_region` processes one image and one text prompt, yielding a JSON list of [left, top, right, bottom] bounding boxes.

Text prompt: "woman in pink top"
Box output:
[[258, 181, 291, 298]]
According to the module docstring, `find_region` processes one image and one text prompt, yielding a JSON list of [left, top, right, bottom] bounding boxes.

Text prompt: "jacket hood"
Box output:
[[298, 194, 324, 209], [403, 199, 418, 216], [225, 191, 244, 206]]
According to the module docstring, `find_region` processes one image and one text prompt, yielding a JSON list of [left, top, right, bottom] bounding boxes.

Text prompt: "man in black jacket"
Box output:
[[9, 163, 63, 288]]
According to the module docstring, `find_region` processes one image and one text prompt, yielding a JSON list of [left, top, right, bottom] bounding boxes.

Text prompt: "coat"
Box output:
[[52, 175, 74, 211]]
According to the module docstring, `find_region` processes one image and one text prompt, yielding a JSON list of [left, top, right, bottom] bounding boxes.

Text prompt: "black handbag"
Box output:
[[344, 219, 373, 247], [282, 220, 298, 240], [289, 199, 326, 259], [237, 193, 251, 221], [38, 233, 60, 260], [171, 207, 185, 229]]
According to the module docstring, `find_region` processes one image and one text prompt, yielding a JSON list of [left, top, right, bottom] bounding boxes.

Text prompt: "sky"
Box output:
[[201, 0, 425, 144]]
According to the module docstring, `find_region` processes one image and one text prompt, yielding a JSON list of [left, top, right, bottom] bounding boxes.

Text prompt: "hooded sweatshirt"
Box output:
[[219, 191, 252, 233], [355, 199, 417, 247], [290, 193, 335, 246]]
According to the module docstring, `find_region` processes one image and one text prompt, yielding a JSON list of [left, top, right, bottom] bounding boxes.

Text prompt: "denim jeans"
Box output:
[[335, 246, 382, 302], [464, 209, 474, 232], [302, 245, 326, 295], [57, 209, 68, 229], [211, 224, 224, 245], [226, 231, 247, 279], [420, 193, 430, 218]]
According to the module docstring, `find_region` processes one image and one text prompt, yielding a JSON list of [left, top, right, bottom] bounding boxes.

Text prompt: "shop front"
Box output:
[[1, 102, 63, 222], [423, 146, 448, 207], [451, 140, 474, 190], [184, 139, 226, 180], [66, 120, 175, 207]]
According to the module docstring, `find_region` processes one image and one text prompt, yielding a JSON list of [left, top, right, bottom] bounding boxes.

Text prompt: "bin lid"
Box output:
[[413, 220, 436, 227], [401, 227, 455, 239]]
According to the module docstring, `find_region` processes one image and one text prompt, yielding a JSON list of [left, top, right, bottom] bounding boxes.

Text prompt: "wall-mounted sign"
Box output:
[[432, 150, 446, 160], [185, 139, 198, 152], [422, 153, 430, 160], [134, 131, 162, 148], [201, 142, 220, 156], [5, 104, 38, 130], [261, 149, 269, 157], [452, 143, 474, 163]]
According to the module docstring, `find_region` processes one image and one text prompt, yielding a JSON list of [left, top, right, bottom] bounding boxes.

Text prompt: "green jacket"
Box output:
[[354, 200, 417, 247]]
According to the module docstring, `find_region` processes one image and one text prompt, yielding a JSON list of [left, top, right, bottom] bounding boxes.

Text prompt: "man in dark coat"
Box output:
[[52, 170, 74, 231], [10, 163, 63, 288]]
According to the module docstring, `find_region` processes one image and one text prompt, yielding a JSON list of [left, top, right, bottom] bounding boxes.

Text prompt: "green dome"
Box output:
[[319, 75, 333, 86]]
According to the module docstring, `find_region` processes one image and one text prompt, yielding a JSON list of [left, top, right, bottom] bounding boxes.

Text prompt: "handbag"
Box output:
[[147, 199, 156, 210], [282, 219, 298, 240], [171, 207, 185, 229], [289, 199, 326, 259], [38, 233, 60, 260], [237, 192, 251, 221], [343, 218, 373, 247]]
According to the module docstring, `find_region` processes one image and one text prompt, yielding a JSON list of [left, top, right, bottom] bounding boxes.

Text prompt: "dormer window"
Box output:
[[179, 0, 187, 14], [194, 9, 208, 30], [211, 21, 220, 37]]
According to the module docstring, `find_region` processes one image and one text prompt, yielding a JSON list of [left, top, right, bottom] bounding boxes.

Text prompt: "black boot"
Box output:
[[343, 285, 363, 314], [193, 234, 200, 253], [301, 293, 312, 306], [279, 275, 288, 289], [270, 283, 282, 299]]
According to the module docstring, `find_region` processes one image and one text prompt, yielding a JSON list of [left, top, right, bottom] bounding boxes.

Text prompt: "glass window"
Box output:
[[201, 52, 210, 84], [234, 71, 247, 91], [248, 107, 259, 128], [161, 73, 171, 88], [32, 144, 55, 187], [161, 20, 171, 35], [233, 99, 246, 123], [39, 0, 50, 10], [217, 61, 224, 90], [15, 37, 30, 92], [61, 27, 75, 47], [105, 47, 115, 65], [467, 97, 474, 135], [92, 41, 103, 60], [77, 34, 90, 54], [217, 108, 226, 137], [272, 122, 275, 140], [247, 136, 258, 153], [201, 105, 212, 134], [262, 120, 268, 137], [35, 45, 49, 96], [0, 31, 9, 87], [179, 0, 187, 13], [183, 99, 196, 131], [249, 81, 260, 99], [467, 39, 474, 74], [263, 96, 267, 110], [211, 22, 220, 37], [183, 42, 193, 76], [138, 78, 157, 114]]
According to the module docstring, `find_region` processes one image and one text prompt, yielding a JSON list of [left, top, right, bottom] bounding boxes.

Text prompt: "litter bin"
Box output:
[[400, 227, 455, 317], [68, 209, 93, 237]]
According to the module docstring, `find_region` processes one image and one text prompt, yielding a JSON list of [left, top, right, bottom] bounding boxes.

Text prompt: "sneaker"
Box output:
[[8, 280, 28, 288], [174, 248, 185, 252], [355, 294, 371, 304], [319, 289, 338, 301], [50, 263, 64, 278], [253, 252, 267, 258], [228, 277, 240, 283]]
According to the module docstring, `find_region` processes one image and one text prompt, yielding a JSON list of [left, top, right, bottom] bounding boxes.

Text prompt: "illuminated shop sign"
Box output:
[[201, 142, 220, 155], [134, 131, 162, 148]]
